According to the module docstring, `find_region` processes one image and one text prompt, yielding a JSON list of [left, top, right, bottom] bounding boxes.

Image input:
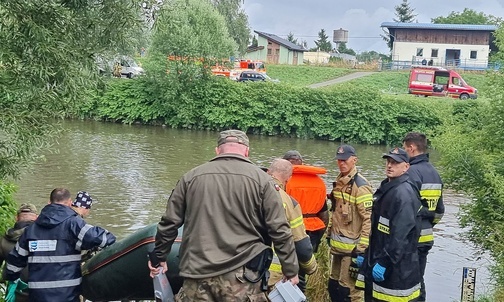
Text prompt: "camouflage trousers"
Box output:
[[176, 266, 269, 302]]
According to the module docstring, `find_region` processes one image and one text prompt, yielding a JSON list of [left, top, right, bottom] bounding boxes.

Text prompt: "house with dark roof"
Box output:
[[381, 22, 498, 69], [244, 30, 306, 65]]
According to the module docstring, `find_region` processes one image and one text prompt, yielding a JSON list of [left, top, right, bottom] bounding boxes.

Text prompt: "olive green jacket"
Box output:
[[155, 153, 298, 279]]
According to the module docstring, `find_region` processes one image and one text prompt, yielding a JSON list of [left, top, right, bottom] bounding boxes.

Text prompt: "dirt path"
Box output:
[[308, 71, 377, 88]]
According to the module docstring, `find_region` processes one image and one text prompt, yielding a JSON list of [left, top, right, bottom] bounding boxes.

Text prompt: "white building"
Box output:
[[381, 22, 498, 70]]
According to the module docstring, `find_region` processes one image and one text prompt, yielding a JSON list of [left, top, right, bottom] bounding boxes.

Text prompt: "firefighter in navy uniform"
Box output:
[[403, 132, 444, 302], [356, 148, 422, 302], [327, 144, 373, 302]]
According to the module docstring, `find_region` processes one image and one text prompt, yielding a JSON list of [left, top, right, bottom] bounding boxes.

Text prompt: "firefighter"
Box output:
[[356, 148, 422, 302], [327, 144, 373, 302], [403, 132, 444, 302], [267, 158, 318, 293]]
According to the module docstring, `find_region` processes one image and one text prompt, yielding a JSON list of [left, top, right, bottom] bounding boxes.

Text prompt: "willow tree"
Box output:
[[0, 0, 143, 233], [147, 0, 236, 79], [211, 0, 250, 56]]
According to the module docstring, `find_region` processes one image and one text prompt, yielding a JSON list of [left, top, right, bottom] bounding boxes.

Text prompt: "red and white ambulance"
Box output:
[[408, 66, 477, 100]]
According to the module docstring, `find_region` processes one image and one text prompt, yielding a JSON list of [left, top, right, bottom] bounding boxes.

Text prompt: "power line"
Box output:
[[277, 35, 383, 39]]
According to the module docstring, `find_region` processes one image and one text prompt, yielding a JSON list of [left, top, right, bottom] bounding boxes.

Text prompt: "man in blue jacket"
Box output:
[[403, 132, 444, 302], [5, 188, 116, 302]]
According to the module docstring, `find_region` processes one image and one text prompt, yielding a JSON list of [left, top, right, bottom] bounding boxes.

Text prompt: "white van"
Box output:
[[97, 56, 145, 78]]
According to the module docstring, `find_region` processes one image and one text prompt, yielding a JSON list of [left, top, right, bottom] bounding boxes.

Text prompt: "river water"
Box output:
[[14, 120, 493, 301]]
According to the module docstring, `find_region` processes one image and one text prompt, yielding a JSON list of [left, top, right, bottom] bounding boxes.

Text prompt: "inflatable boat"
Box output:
[[81, 224, 183, 301]]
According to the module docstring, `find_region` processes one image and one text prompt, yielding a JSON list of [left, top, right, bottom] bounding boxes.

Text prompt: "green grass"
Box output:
[[266, 65, 352, 87], [320, 70, 411, 95], [317, 69, 490, 100]]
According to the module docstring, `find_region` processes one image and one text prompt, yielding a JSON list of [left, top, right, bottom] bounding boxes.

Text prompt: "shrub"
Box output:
[[79, 77, 449, 146]]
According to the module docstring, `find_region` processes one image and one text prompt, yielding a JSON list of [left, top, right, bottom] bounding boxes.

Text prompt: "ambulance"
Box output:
[[408, 66, 477, 99]]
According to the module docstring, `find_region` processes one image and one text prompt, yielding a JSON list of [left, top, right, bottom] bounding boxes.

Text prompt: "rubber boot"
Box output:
[[339, 285, 351, 302], [328, 278, 340, 302]]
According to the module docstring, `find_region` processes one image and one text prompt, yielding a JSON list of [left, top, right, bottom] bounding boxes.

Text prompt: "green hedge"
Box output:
[[78, 77, 451, 145]]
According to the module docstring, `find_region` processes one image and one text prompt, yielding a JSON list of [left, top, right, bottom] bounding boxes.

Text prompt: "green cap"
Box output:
[[17, 203, 37, 215], [217, 130, 249, 147]]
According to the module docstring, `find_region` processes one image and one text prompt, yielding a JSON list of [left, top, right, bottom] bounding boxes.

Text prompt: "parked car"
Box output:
[[408, 66, 477, 99], [237, 71, 279, 83], [237, 70, 267, 82]]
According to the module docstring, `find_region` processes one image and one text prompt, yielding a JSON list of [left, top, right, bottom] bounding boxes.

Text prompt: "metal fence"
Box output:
[[380, 60, 502, 71]]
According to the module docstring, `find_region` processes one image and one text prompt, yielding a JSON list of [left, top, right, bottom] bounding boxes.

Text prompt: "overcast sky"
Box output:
[[243, 0, 504, 54]]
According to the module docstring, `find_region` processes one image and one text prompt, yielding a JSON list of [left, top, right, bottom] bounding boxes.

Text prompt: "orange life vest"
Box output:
[[285, 165, 327, 231]]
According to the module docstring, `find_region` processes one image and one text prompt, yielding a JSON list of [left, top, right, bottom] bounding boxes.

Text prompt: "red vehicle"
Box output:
[[408, 66, 477, 100]]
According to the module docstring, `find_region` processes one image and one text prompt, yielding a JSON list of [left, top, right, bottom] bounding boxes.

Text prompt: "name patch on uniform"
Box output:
[[29, 240, 57, 252], [377, 223, 390, 234]]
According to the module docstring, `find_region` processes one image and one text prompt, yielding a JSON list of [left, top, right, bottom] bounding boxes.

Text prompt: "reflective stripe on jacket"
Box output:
[[328, 167, 373, 254], [363, 174, 422, 301], [408, 153, 444, 247], [286, 165, 327, 231], [269, 179, 317, 285], [6, 204, 116, 302]]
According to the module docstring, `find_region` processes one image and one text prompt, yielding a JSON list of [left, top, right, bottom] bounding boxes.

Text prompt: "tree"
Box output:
[[382, 0, 417, 52], [0, 0, 143, 234], [393, 0, 417, 23], [251, 35, 258, 47], [433, 29, 504, 291], [287, 32, 298, 45], [210, 0, 251, 56], [432, 8, 502, 25], [314, 29, 332, 52], [336, 42, 356, 56], [150, 0, 236, 63]]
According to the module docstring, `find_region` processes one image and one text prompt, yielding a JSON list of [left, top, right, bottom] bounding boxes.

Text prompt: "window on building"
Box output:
[[267, 49, 272, 55], [470, 51, 477, 59], [431, 49, 438, 58], [275, 49, 280, 55], [416, 48, 423, 56]]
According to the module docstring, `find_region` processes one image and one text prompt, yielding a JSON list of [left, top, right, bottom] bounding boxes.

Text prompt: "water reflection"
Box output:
[[14, 120, 493, 300]]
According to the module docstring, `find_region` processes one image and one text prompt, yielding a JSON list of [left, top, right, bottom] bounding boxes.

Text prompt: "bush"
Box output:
[[433, 72, 504, 293], [79, 76, 450, 146], [0, 182, 17, 236]]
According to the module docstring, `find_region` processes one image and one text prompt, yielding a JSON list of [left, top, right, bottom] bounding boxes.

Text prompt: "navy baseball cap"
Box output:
[[335, 144, 356, 160], [382, 147, 409, 163]]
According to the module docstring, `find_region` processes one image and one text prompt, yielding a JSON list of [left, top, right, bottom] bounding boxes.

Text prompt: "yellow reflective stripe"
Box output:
[[282, 202, 287, 209], [269, 263, 282, 273], [418, 234, 434, 243], [359, 237, 369, 245], [333, 192, 358, 203], [420, 189, 441, 198], [355, 274, 365, 289], [356, 194, 373, 205], [373, 288, 420, 302], [330, 240, 355, 252], [290, 215, 304, 229], [300, 255, 316, 269]]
